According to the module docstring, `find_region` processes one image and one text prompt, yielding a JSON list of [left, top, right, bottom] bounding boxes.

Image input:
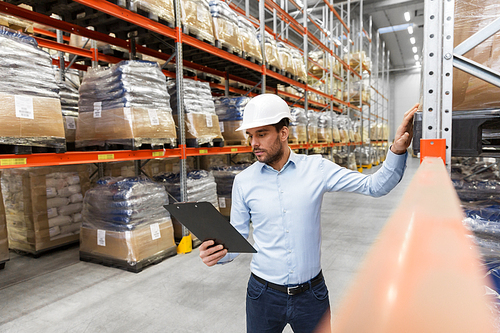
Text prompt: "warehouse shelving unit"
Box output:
[[0, 0, 391, 252]]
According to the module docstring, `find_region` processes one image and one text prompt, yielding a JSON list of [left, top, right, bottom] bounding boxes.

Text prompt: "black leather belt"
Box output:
[[251, 271, 324, 296]]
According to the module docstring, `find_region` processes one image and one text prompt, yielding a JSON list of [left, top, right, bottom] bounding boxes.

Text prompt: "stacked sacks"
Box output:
[[210, 164, 250, 217], [238, 16, 262, 62], [76, 60, 177, 149], [80, 176, 176, 269], [317, 112, 333, 143], [291, 48, 307, 82], [257, 30, 282, 70], [130, 0, 174, 23], [168, 78, 223, 146], [1, 166, 90, 254], [209, 0, 241, 53], [307, 110, 319, 143], [277, 42, 296, 75], [0, 27, 65, 149], [181, 0, 215, 43], [154, 170, 218, 239], [214, 96, 249, 144], [288, 107, 307, 144]]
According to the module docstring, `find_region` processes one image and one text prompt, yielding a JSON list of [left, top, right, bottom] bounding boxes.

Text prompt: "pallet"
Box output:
[[241, 52, 262, 66], [215, 40, 242, 56], [362, 164, 373, 169], [76, 139, 177, 151], [224, 139, 249, 147], [0, 142, 66, 155], [288, 139, 307, 145], [79, 247, 177, 273], [186, 138, 224, 148], [266, 64, 281, 74], [0, 260, 7, 270], [10, 241, 79, 259], [182, 25, 215, 46], [134, 5, 175, 28]]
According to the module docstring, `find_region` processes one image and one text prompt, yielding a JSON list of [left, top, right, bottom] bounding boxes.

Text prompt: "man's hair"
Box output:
[[272, 118, 290, 132]]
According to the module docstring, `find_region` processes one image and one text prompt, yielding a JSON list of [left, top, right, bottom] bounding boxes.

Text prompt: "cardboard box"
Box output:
[[453, 0, 500, 111], [218, 196, 231, 217], [80, 219, 176, 264], [174, 113, 223, 144], [0, 93, 65, 144], [1, 165, 90, 253], [132, 0, 174, 23], [213, 15, 241, 52], [76, 107, 177, 146], [220, 120, 248, 143], [63, 115, 77, 143]]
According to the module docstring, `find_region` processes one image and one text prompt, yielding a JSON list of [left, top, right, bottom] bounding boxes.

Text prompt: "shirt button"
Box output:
[[288, 250, 292, 253], [283, 209, 286, 213], [286, 230, 289, 233], [281, 190, 284, 193], [290, 270, 294, 273]]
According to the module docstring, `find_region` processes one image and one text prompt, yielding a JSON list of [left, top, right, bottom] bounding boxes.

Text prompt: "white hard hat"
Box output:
[[236, 94, 292, 131]]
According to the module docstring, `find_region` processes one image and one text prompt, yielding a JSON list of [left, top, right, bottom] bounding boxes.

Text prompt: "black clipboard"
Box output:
[[164, 202, 256, 253]]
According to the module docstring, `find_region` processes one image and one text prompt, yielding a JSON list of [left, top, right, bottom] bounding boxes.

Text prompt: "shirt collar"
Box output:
[[259, 147, 297, 173]]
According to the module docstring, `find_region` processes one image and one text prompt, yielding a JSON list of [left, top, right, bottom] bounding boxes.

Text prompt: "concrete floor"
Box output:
[[0, 156, 420, 333]]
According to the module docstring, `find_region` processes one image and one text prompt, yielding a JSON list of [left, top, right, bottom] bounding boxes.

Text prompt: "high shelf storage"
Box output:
[[0, 0, 391, 252]]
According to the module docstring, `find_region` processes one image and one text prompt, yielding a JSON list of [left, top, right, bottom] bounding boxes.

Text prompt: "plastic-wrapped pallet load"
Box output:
[[291, 48, 307, 82], [0, 12, 34, 34], [288, 107, 307, 144], [238, 16, 262, 62], [181, 0, 215, 44], [1, 165, 90, 254], [345, 51, 370, 72], [210, 164, 249, 217], [57, 80, 79, 148], [0, 27, 65, 150], [0, 184, 8, 268], [76, 60, 177, 149], [130, 0, 174, 24], [257, 30, 282, 70], [80, 176, 176, 271], [338, 116, 350, 144], [277, 42, 296, 75], [154, 170, 218, 239], [307, 110, 319, 143], [452, 158, 500, 328], [209, 0, 241, 53], [308, 50, 324, 77], [168, 78, 223, 146], [353, 120, 361, 143], [453, 1, 500, 111], [214, 96, 249, 144], [317, 112, 333, 143]]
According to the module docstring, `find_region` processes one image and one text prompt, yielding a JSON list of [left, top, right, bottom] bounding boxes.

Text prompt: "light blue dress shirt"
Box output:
[[219, 148, 407, 286]]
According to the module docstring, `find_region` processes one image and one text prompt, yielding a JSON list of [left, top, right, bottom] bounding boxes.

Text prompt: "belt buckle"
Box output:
[[287, 285, 301, 295]]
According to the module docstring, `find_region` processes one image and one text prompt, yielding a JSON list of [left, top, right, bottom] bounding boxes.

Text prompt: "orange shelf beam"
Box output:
[[33, 27, 71, 42], [0, 149, 182, 169]]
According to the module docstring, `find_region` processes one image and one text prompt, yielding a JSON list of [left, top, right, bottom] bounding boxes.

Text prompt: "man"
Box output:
[[200, 94, 418, 333]]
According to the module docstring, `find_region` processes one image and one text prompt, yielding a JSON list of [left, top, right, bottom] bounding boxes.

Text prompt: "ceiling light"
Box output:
[[410, 37, 416, 44], [404, 12, 410, 22], [414, 54, 419, 61], [407, 25, 413, 34], [416, 61, 421, 67], [412, 46, 418, 53], [378, 23, 412, 34]]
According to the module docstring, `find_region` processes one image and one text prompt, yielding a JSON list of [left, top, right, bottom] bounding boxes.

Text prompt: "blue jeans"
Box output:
[[246, 274, 331, 333]]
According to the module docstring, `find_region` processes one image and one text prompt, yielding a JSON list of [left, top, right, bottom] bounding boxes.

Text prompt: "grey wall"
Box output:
[[389, 68, 421, 143]]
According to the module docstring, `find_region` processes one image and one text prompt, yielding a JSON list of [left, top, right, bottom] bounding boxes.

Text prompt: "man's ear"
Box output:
[[280, 126, 289, 143]]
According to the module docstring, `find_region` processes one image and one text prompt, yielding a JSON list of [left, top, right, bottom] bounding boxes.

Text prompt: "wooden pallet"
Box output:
[[80, 247, 177, 273], [241, 52, 262, 66], [10, 241, 79, 259], [75, 139, 177, 151], [0, 260, 8, 270], [288, 139, 308, 145], [215, 40, 242, 56], [186, 138, 224, 148], [224, 139, 249, 146], [182, 25, 215, 46], [0, 142, 66, 155], [134, 5, 175, 28]]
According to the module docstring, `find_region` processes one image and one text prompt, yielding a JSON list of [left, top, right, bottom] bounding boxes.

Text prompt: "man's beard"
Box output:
[[254, 136, 284, 165]]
